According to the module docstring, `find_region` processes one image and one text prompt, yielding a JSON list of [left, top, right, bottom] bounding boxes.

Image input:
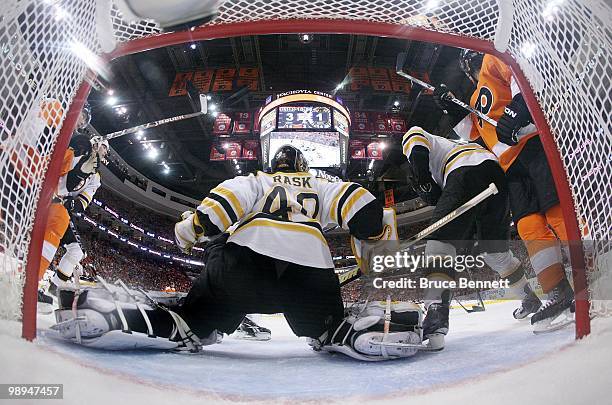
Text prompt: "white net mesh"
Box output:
[[0, 0, 610, 331]]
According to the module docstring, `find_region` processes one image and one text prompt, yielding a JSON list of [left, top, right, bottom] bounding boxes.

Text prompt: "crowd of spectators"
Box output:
[[78, 234, 193, 292], [95, 187, 176, 240]]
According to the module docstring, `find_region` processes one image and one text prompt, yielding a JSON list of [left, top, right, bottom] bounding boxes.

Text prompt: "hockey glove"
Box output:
[[174, 211, 205, 254], [63, 196, 85, 213], [496, 93, 533, 145], [415, 182, 442, 206]]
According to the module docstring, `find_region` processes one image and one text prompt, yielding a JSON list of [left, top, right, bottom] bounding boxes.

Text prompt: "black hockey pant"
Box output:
[[179, 242, 344, 340]]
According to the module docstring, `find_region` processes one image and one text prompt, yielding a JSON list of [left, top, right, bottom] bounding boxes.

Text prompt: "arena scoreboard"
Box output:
[[258, 90, 351, 170]]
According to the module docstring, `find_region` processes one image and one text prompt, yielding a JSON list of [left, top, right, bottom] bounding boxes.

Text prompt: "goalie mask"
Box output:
[[271, 145, 309, 173], [459, 49, 484, 85]]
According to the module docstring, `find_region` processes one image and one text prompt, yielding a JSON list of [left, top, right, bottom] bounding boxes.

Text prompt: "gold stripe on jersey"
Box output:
[[211, 186, 244, 217], [341, 188, 369, 222], [443, 149, 493, 177], [211, 186, 244, 218], [329, 182, 352, 223], [234, 217, 328, 246], [442, 144, 482, 164], [201, 198, 231, 229], [402, 135, 430, 155]]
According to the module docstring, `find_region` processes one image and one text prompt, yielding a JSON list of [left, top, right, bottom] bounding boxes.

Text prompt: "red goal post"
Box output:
[[1, 0, 608, 341]]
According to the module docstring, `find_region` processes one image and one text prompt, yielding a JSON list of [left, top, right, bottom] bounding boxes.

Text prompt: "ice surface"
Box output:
[[1, 300, 610, 404]]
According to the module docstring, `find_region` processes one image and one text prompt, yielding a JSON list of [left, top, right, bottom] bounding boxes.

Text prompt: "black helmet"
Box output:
[[459, 49, 484, 84], [271, 145, 309, 173], [76, 102, 92, 130]]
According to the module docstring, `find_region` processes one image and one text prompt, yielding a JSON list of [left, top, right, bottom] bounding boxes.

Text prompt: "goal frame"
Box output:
[[21, 19, 590, 340]]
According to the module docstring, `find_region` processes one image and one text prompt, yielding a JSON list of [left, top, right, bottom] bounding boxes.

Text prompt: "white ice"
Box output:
[[1, 300, 610, 404]]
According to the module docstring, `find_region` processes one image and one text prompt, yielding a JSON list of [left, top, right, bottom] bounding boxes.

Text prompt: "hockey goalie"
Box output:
[[52, 145, 424, 361]]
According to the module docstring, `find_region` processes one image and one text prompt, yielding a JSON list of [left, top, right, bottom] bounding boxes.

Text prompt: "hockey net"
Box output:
[[0, 0, 609, 339]]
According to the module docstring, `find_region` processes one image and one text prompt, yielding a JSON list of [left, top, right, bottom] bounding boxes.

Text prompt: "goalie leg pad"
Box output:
[[317, 301, 424, 361]]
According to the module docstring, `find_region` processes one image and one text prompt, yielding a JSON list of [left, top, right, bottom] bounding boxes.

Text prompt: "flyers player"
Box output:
[[433, 51, 573, 331], [38, 107, 108, 305], [53, 145, 424, 360]]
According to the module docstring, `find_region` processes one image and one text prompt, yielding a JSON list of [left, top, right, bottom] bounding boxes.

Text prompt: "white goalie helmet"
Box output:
[[90, 135, 109, 163]]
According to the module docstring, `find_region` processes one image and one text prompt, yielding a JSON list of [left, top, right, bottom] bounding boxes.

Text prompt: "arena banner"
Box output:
[[351, 111, 370, 133], [367, 141, 384, 160], [168, 72, 193, 97], [242, 140, 259, 160], [390, 116, 407, 133], [209, 145, 225, 161], [212, 113, 232, 135], [349, 139, 367, 159], [232, 112, 252, 134], [224, 141, 242, 160], [373, 113, 392, 133]]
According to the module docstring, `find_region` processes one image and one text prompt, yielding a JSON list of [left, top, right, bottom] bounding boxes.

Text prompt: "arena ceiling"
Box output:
[[88, 34, 474, 200]]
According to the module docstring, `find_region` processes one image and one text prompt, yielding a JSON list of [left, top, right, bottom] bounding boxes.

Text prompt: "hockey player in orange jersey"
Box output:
[[37, 125, 108, 305], [433, 51, 574, 331]]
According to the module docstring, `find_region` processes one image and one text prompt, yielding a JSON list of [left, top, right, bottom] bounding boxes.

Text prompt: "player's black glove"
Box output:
[[496, 93, 533, 145], [432, 84, 455, 111], [63, 196, 84, 213], [415, 182, 442, 206]]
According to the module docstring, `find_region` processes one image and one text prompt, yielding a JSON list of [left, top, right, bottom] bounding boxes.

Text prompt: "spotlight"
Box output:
[[393, 100, 400, 107], [148, 148, 159, 159], [190, 43, 197, 50], [298, 33, 313, 44], [107, 89, 115, 96], [106, 96, 118, 106], [136, 130, 143, 140], [163, 167, 170, 174]]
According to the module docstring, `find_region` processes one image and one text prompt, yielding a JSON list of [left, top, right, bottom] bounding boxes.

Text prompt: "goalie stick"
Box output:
[[395, 52, 498, 127], [103, 83, 207, 141], [339, 183, 499, 287]]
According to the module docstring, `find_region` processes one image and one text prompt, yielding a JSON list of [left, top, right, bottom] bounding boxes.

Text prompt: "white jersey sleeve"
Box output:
[[318, 180, 376, 231], [75, 172, 101, 210], [197, 173, 262, 233]]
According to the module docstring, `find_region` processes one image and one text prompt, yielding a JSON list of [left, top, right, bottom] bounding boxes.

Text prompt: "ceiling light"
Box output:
[[212, 111, 218, 117], [148, 148, 158, 159], [190, 43, 197, 50], [521, 41, 537, 58], [209, 103, 217, 111], [106, 96, 118, 106], [393, 100, 400, 107], [163, 167, 170, 174], [107, 89, 114, 96], [206, 95, 212, 100], [299, 33, 313, 44]]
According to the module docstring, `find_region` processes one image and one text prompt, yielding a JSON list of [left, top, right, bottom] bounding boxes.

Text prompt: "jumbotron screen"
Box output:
[[268, 132, 340, 168], [277, 105, 332, 129]]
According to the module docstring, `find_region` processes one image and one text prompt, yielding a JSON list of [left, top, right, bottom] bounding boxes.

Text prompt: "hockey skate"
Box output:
[[531, 278, 575, 334], [513, 284, 542, 320], [233, 316, 271, 341], [37, 289, 54, 315], [421, 302, 449, 351]]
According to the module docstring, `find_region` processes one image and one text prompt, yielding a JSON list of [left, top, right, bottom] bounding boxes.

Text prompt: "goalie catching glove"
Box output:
[[174, 210, 207, 254]]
